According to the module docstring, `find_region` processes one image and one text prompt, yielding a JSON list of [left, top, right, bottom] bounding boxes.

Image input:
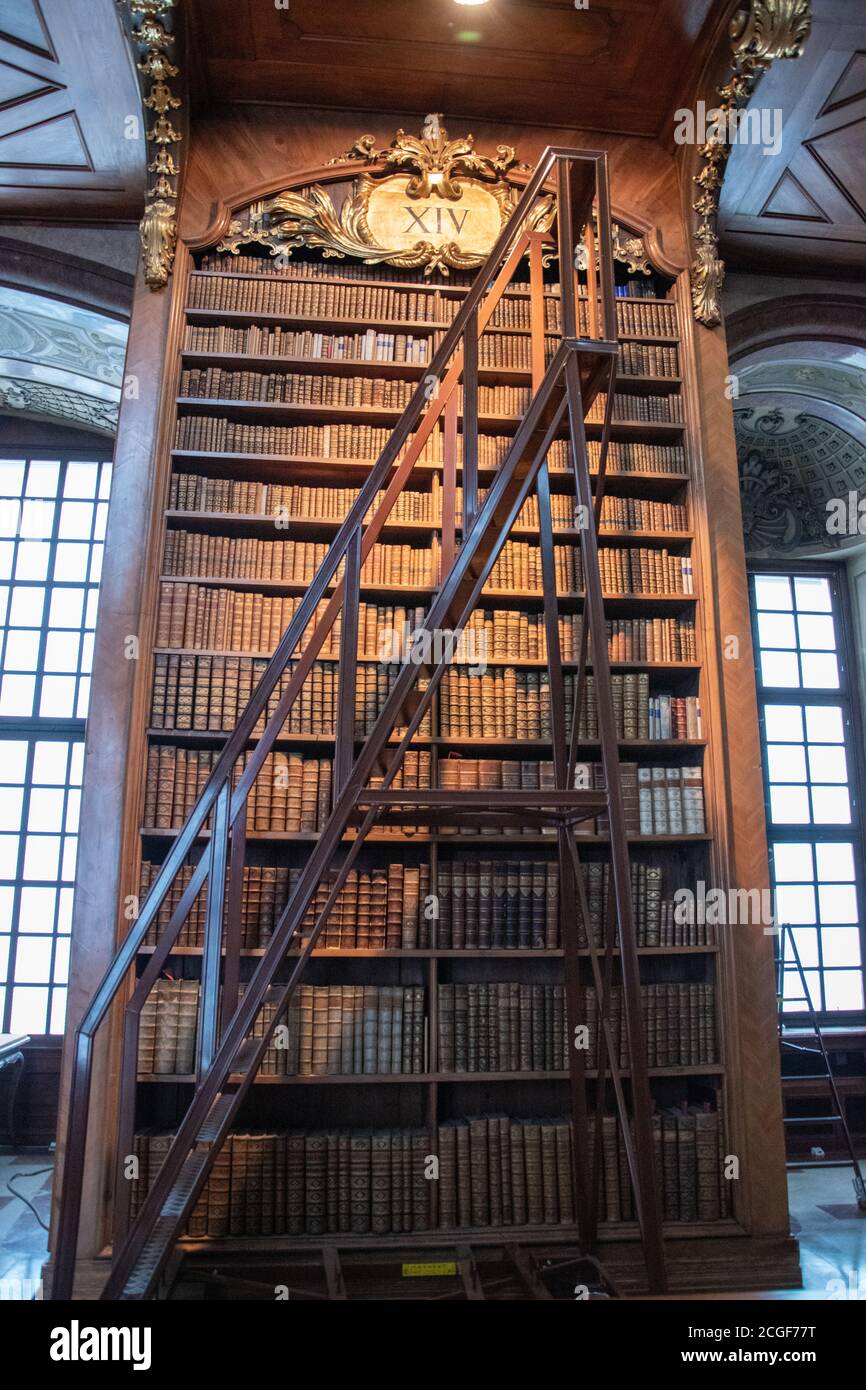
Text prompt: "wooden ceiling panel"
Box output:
[[0, 0, 145, 221], [719, 1, 866, 273], [188, 0, 718, 138]]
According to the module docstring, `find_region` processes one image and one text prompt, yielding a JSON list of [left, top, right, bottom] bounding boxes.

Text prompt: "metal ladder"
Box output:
[[777, 920, 866, 1209], [51, 147, 668, 1300]]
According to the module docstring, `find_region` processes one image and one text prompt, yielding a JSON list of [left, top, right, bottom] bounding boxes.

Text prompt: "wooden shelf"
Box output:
[[145, 728, 706, 754], [170, 450, 691, 494], [140, 826, 712, 845], [172, 1218, 741, 1258], [189, 269, 677, 309], [175, 396, 685, 437], [163, 510, 693, 548], [153, 647, 699, 672], [137, 944, 718, 958], [138, 1063, 724, 1086], [179, 349, 682, 395], [158, 574, 698, 611]]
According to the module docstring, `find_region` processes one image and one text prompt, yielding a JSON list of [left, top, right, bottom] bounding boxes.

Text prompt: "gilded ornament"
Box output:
[[117, 0, 183, 288], [143, 80, 181, 114], [690, 0, 811, 327], [140, 198, 177, 289]]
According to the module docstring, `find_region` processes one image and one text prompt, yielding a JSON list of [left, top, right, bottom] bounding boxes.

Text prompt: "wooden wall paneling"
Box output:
[[49, 258, 185, 1282], [680, 295, 792, 1242]]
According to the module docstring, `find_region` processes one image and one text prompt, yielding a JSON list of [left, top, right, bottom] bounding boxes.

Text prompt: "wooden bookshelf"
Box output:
[[120, 231, 741, 1253]]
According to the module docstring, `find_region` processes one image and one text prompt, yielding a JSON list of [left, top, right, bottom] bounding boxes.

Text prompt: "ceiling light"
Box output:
[[454, 1, 490, 7]]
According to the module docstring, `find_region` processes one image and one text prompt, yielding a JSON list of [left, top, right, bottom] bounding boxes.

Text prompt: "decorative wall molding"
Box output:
[[117, 0, 182, 290], [0, 378, 118, 435], [691, 1, 812, 327]]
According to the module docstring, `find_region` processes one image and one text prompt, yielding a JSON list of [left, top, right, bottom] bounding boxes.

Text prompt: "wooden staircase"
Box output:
[[51, 148, 667, 1300]]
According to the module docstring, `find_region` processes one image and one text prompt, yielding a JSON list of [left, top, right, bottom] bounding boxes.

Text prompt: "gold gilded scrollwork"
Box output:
[[690, 1, 811, 327], [118, 0, 183, 289], [219, 116, 531, 278], [218, 116, 653, 282]]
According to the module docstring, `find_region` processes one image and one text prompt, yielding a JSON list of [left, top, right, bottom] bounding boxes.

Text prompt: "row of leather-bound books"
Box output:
[[246, 983, 427, 1077], [162, 531, 437, 586], [142, 747, 432, 833], [140, 860, 432, 951], [578, 859, 713, 947], [586, 391, 683, 424], [185, 323, 432, 365], [583, 983, 717, 1068], [439, 669, 702, 742], [437, 858, 675, 950], [188, 267, 678, 337], [174, 415, 687, 478], [149, 652, 700, 744], [141, 745, 704, 838], [131, 1104, 727, 1235], [137, 855, 689, 953], [183, 323, 680, 379], [154, 583, 697, 663], [618, 342, 679, 377], [149, 654, 433, 738], [162, 528, 692, 597], [136, 977, 714, 1079], [166, 470, 689, 533], [179, 367, 682, 431]]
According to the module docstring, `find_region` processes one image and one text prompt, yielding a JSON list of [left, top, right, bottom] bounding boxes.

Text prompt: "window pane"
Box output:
[[801, 651, 839, 688], [823, 972, 864, 1012], [805, 705, 844, 743], [772, 842, 814, 881], [807, 744, 847, 784], [776, 882, 817, 924], [764, 705, 804, 741], [13, 935, 52, 983], [769, 785, 810, 823], [760, 650, 800, 687], [818, 885, 858, 925], [766, 744, 807, 782], [811, 785, 851, 824], [758, 611, 796, 648], [754, 574, 792, 610], [815, 842, 855, 881], [796, 613, 836, 650], [10, 985, 48, 1032], [794, 576, 832, 612]]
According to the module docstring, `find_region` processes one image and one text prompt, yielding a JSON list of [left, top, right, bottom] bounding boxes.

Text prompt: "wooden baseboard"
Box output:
[[599, 1232, 802, 1295]]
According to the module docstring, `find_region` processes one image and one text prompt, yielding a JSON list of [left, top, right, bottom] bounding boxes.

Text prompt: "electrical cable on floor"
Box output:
[[5, 1167, 52, 1231]]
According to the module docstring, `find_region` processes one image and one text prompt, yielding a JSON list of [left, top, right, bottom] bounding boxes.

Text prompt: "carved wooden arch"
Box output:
[[182, 155, 683, 289]]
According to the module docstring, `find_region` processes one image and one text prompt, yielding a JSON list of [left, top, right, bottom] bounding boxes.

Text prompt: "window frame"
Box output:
[[0, 444, 112, 1037], [749, 558, 866, 1026]]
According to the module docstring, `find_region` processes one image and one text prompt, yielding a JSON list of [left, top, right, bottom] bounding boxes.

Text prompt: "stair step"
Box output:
[[160, 1150, 211, 1219], [197, 1093, 236, 1144], [121, 1216, 183, 1299]]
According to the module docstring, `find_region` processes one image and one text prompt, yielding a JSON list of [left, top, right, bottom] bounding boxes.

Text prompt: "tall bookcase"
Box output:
[[128, 225, 737, 1273]]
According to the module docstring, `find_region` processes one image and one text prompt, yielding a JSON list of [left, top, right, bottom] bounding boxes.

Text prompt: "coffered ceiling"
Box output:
[[186, 0, 720, 138], [0, 0, 145, 221], [719, 0, 866, 273]]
